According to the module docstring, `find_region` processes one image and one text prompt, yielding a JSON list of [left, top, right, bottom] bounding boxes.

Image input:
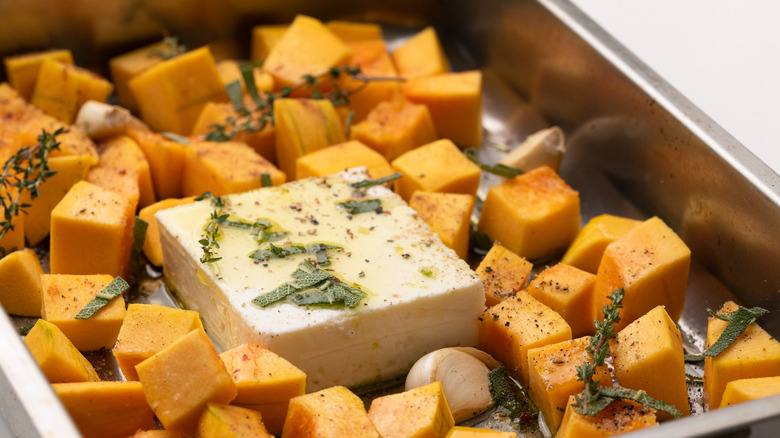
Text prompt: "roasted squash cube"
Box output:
[[197, 403, 273, 438], [403, 71, 482, 148], [215, 60, 275, 94], [129, 46, 228, 134], [561, 214, 641, 274], [445, 427, 515, 438], [409, 191, 474, 260], [263, 15, 352, 90], [94, 135, 156, 208], [113, 303, 204, 381], [250, 25, 289, 62], [476, 243, 533, 308], [350, 96, 438, 161], [556, 395, 657, 438], [30, 59, 113, 124], [108, 40, 171, 112], [704, 301, 780, 410], [326, 21, 383, 43], [221, 344, 306, 435], [719, 376, 780, 408], [49, 181, 134, 277], [23, 319, 100, 383], [392, 139, 480, 202], [138, 197, 196, 266], [85, 166, 140, 213], [368, 381, 454, 438], [191, 100, 276, 163], [53, 381, 154, 438], [478, 166, 580, 260], [340, 39, 401, 122], [4, 49, 74, 100], [478, 291, 572, 384], [136, 328, 237, 435], [527, 336, 612, 434], [273, 98, 345, 179], [610, 305, 690, 419], [392, 26, 450, 79], [296, 140, 394, 180], [182, 141, 286, 197], [0, 249, 43, 317], [0, 213, 24, 255], [40, 274, 126, 352], [525, 263, 596, 338], [593, 216, 691, 331], [282, 386, 381, 438], [126, 129, 188, 200]]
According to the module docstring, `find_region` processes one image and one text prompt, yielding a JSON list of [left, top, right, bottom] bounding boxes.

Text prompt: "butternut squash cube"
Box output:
[[53, 381, 154, 438], [477, 166, 580, 260], [49, 181, 134, 277], [182, 141, 286, 197], [215, 60, 275, 94], [127, 430, 179, 438], [391, 139, 481, 202], [221, 344, 306, 435], [4, 49, 74, 100], [263, 15, 352, 90], [22, 153, 95, 246], [593, 216, 691, 331], [340, 39, 401, 122], [138, 197, 196, 266], [30, 59, 113, 124], [556, 395, 657, 438], [445, 427, 515, 438], [113, 303, 204, 381], [191, 100, 276, 163], [392, 26, 450, 79], [109, 40, 171, 112], [296, 140, 394, 180], [409, 191, 474, 260], [525, 263, 596, 338], [368, 381, 454, 438], [129, 46, 228, 134], [478, 291, 572, 384], [94, 135, 156, 208], [561, 214, 642, 274], [273, 98, 345, 179], [0, 249, 43, 316], [704, 301, 780, 410], [250, 25, 289, 62], [40, 274, 126, 352], [326, 21, 383, 43], [23, 319, 100, 383], [610, 305, 690, 419], [527, 336, 612, 434], [85, 166, 140, 213], [282, 385, 381, 438], [476, 243, 533, 308], [198, 403, 273, 438], [136, 328, 237, 434], [350, 96, 438, 161], [719, 376, 780, 408], [0, 213, 24, 255], [126, 129, 188, 200], [403, 71, 482, 148]]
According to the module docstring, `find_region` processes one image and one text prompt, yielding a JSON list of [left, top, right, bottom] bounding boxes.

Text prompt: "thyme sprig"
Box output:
[[150, 36, 187, 60], [200, 210, 228, 264], [0, 128, 63, 257], [206, 64, 404, 142]]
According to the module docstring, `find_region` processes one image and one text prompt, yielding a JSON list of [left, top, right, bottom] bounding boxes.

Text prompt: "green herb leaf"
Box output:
[[18, 322, 36, 336], [463, 148, 522, 178], [705, 306, 770, 357], [225, 80, 245, 112], [74, 277, 130, 319], [684, 353, 705, 363], [150, 36, 187, 60], [130, 217, 149, 274], [195, 192, 226, 207], [597, 386, 682, 418], [252, 283, 299, 307], [336, 199, 383, 215], [350, 172, 402, 189], [252, 261, 365, 308], [160, 131, 190, 145], [261, 173, 272, 187], [488, 366, 538, 420]]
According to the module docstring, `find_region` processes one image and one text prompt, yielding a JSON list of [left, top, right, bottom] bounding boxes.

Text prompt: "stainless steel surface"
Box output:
[[1, 0, 779, 437]]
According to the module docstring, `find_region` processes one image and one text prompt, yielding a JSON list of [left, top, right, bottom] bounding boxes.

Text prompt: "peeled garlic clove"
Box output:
[[406, 348, 496, 423], [499, 126, 565, 172], [75, 100, 149, 140]]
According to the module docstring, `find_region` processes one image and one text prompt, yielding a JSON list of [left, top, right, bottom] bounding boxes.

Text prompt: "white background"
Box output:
[[2, 1, 780, 436]]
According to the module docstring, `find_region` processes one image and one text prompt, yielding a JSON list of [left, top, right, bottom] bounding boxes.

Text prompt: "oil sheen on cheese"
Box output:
[[156, 168, 485, 390]]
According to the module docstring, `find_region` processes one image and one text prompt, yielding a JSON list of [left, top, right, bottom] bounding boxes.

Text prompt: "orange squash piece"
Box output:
[[250, 24, 289, 62], [85, 166, 140, 214], [126, 129, 188, 200], [368, 381, 454, 438], [296, 140, 394, 180], [0, 249, 44, 317], [391, 139, 481, 202], [403, 71, 482, 148], [23, 319, 100, 383], [445, 427, 515, 438], [525, 263, 596, 338], [30, 59, 113, 124], [215, 59, 274, 94], [190, 100, 276, 164], [4, 49, 74, 100], [409, 191, 474, 260], [476, 243, 533, 308], [392, 26, 450, 79], [340, 39, 401, 122], [0, 211, 24, 255], [137, 197, 196, 266], [719, 376, 780, 408], [282, 386, 381, 438], [477, 166, 580, 260], [109, 40, 172, 112], [560, 214, 641, 274], [326, 21, 383, 43], [556, 395, 657, 437], [197, 403, 273, 438], [93, 135, 156, 208]]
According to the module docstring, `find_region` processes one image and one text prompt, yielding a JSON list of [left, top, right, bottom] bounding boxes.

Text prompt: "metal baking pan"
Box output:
[[2, 0, 779, 436]]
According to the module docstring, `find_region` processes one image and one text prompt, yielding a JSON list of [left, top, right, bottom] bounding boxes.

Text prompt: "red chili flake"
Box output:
[[233, 369, 241, 374], [520, 411, 532, 423], [242, 354, 249, 361]]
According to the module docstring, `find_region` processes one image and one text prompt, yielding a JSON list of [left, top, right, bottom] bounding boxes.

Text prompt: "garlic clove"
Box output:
[[405, 348, 498, 423], [75, 100, 149, 140], [499, 126, 565, 172]]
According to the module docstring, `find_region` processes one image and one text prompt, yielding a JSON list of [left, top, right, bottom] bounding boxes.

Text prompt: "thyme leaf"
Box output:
[[349, 172, 402, 189], [150, 36, 186, 60], [463, 148, 522, 178], [200, 210, 228, 264], [705, 305, 770, 357], [74, 277, 130, 319]]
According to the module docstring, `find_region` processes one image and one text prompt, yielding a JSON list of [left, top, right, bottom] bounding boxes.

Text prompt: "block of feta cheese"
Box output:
[[156, 168, 485, 390]]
